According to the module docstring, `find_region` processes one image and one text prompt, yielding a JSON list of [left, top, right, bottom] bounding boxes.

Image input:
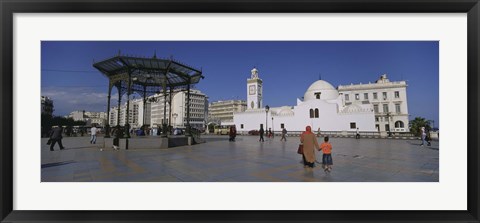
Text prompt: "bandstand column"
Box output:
[[186, 79, 191, 136], [161, 84, 168, 138], [105, 82, 113, 138]]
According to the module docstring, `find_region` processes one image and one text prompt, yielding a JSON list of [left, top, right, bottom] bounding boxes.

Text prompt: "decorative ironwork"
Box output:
[[93, 53, 204, 149]]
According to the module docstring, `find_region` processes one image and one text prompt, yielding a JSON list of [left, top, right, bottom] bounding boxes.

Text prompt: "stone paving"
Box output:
[[41, 135, 439, 182]]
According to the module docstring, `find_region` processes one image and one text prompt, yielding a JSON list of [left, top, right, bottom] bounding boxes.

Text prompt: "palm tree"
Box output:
[[409, 117, 432, 136]]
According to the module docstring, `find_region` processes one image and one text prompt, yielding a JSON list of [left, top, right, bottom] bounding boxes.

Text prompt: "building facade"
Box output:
[[41, 96, 54, 116], [337, 74, 409, 132], [234, 68, 377, 133], [110, 89, 208, 131], [69, 110, 108, 127], [208, 100, 247, 125], [109, 99, 150, 128]]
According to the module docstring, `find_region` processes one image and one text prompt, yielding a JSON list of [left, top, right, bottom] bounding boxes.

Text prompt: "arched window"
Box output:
[[315, 108, 319, 118], [309, 109, 314, 118], [395, 121, 404, 128]]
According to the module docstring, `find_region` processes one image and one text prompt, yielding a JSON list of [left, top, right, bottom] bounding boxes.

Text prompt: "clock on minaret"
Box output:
[[249, 85, 256, 95]]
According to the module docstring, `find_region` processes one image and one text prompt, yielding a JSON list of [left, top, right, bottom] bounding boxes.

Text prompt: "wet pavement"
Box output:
[[41, 135, 439, 182]]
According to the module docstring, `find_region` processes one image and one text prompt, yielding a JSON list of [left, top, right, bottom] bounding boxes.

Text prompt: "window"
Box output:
[[364, 93, 368, 100], [281, 123, 285, 129], [395, 91, 400, 98], [241, 124, 244, 129], [373, 104, 379, 113], [345, 94, 350, 101], [350, 122, 356, 129], [375, 124, 380, 131], [385, 124, 390, 132], [375, 117, 379, 122], [309, 109, 314, 118], [383, 104, 389, 113], [355, 94, 360, 100], [383, 92, 387, 100], [395, 121, 404, 128], [395, 104, 401, 113], [373, 93, 378, 100], [315, 92, 321, 99], [315, 108, 319, 118]]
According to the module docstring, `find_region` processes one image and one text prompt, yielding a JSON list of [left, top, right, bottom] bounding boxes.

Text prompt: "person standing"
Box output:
[[280, 128, 287, 142], [300, 126, 320, 168], [319, 136, 333, 173], [49, 126, 65, 151], [259, 126, 265, 142], [111, 126, 120, 151], [90, 125, 98, 144], [317, 127, 321, 137], [355, 128, 360, 139]]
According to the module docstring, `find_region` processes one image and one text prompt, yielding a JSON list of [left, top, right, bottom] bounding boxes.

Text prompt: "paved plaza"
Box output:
[[41, 135, 439, 182]]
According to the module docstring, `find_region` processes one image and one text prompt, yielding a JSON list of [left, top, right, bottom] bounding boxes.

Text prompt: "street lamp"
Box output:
[[265, 105, 270, 133], [386, 112, 392, 137], [271, 116, 274, 138], [173, 113, 178, 128]]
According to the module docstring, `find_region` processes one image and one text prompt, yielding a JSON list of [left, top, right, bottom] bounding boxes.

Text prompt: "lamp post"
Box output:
[[265, 105, 270, 133], [386, 112, 392, 137], [173, 113, 178, 128], [271, 116, 274, 138]]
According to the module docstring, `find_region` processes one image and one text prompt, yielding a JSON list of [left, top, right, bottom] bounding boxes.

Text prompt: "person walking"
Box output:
[[319, 136, 333, 172], [355, 128, 360, 139], [426, 129, 432, 146], [229, 126, 237, 142], [280, 128, 287, 142], [90, 125, 98, 144], [420, 127, 427, 146], [49, 126, 65, 151], [259, 126, 265, 142], [300, 126, 320, 168]]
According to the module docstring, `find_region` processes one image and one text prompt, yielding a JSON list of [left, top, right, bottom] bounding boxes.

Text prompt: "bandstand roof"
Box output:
[[93, 55, 204, 94]]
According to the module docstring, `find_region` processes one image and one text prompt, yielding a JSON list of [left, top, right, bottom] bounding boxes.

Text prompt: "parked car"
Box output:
[[248, 130, 259, 135]]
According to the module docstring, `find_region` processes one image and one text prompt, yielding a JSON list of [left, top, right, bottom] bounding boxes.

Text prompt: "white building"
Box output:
[[149, 89, 207, 130], [69, 110, 108, 127], [208, 100, 247, 125], [109, 99, 150, 128], [234, 68, 377, 133], [110, 89, 208, 130], [337, 74, 409, 132]]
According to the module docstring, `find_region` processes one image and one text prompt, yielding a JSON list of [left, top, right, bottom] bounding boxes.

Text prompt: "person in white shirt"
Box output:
[[90, 125, 98, 144]]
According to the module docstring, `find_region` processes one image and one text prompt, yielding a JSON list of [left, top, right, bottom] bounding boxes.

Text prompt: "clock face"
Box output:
[[249, 85, 256, 95]]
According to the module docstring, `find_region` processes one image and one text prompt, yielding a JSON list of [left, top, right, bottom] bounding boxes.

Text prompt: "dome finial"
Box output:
[[251, 67, 259, 79]]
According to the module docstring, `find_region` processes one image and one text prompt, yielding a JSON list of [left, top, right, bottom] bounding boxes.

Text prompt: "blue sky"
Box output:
[[41, 41, 439, 127]]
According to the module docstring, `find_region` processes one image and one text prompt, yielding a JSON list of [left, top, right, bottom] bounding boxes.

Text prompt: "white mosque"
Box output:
[[233, 67, 377, 133]]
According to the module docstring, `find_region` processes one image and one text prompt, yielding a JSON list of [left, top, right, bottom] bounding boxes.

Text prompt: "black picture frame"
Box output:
[[1, 0, 479, 222]]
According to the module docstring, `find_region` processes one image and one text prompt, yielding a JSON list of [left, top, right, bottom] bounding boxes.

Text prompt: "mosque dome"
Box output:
[[277, 106, 294, 116], [303, 80, 339, 101]]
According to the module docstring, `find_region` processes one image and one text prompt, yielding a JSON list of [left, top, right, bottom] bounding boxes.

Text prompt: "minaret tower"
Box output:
[[247, 67, 263, 110]]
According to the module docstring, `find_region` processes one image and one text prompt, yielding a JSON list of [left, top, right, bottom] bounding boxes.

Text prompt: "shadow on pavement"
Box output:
[[41, 160, 76, 169]]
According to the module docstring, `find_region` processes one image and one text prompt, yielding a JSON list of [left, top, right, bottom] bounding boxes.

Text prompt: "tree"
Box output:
[[409, 117, 432, 136]]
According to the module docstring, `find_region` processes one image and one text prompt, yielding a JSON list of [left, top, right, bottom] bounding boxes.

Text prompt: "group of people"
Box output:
[[299, 126, 333, 173], [257, 126, 287, 142]]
